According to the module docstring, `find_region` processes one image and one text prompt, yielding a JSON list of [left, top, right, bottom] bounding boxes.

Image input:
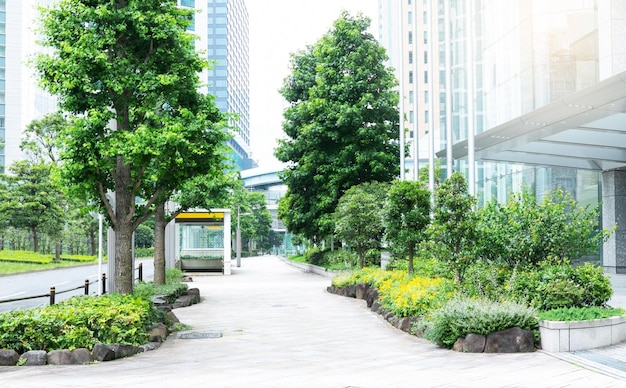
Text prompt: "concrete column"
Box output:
[[598, 0, 626, 79], [602, 169, 626, 273]]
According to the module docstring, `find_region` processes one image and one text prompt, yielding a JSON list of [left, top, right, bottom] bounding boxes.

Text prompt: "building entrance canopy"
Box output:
[[442, 71, 626, 172]]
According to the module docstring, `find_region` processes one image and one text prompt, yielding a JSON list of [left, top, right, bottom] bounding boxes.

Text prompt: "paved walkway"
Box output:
[[2, 256, 626, 387]]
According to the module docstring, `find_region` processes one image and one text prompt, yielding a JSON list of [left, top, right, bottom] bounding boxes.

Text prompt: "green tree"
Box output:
[[335, 181, 388, 268], [0, 161, 64, 253], [276, 11, 400, 242], [383, 180, 431, 275], [427, 172, 478, 285], [35, 1, 228, 293]]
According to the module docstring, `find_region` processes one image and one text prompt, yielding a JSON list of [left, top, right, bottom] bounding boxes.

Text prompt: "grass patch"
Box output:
[[538, 306, 625, 322], [288, 254, 306, 263]]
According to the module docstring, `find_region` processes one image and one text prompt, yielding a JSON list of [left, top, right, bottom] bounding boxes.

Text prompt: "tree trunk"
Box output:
[[32, 227, 39, 253], [113, 162, 135, 294], [408, 245, 414, 276], [153, 203, 167, 285], [358, 247, 364, 269], [55, 243, 61, 262]]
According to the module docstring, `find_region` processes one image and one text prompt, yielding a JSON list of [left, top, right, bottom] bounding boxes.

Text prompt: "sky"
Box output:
[[245, 0, 379, 168]]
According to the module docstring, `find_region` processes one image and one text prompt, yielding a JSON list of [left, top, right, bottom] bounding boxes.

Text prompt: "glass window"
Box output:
[[180, 0, 195, 7], [424, 110, 429, 123], [408, 51, 413, 64], [409, 91, 414, 104], [408, 31, 413, 44], [409, 110, 414, 123], [424, 90, 429, 103], [408, 12, 412, 25], [409, 71, 413, 84]]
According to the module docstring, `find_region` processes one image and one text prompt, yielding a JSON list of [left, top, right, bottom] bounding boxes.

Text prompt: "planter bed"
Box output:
[[539, 316, 626, 352]]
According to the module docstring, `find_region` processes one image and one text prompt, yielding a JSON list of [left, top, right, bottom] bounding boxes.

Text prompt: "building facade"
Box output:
[[206, 0, 254, 170], [380, 0, 626, 270]]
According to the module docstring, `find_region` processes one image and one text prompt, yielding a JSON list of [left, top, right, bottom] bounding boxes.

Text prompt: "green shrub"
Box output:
[[60, 254, 98, 263], [364, 249, 381, 267], [0, 250, 53, 264], [324, 249, 358, 270], [305, 247, 326, 266], [377, 272, 455, 317], [135, 247, 155, 258], [420, 297, 538, 348], [461, 261, 512, 300], [134, 268, 189, 303], [539, 306, 625, 322], [507, 261, 613, 311], [0, 294, 158, 354]]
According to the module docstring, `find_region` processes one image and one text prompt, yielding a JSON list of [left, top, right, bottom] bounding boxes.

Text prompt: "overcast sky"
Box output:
[[245, 0, 379, 168]]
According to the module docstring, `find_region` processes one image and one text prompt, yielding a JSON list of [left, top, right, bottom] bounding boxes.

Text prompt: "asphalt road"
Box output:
[[0, 258, 154, 313]]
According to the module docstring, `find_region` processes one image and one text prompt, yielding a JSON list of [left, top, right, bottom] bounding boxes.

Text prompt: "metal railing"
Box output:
[[0, 263, 145, 307]]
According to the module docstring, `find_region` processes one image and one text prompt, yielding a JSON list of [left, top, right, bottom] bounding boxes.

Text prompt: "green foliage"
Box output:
[[0, 250, 53, 264], [305, 247, 326, 266], [538, 307, 625, 322], [507, 261, 612, 310], [459, 261, 512, 301], [288, 254, 307, 263], [383, 180, 431, 275], [335, 182, 388, 268], [59, 254, 98, 263], [323, 249, 359, 270], [477, 188, 611, 266], [421, 297, 538, 348], [276, 11, 400, 241], [135, 247, 155, 258], [425, 173, 478, 285], [35, 0, 229, 294], [0, 294, 159, 354]]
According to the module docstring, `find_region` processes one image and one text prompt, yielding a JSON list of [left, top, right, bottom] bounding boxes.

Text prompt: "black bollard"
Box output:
[[102, 273, 107, 294], [49, 286, 56, 305], [84, 279, 90, 295]]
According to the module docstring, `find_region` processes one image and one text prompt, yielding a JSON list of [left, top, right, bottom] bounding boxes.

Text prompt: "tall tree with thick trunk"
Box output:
[[276, 11, 400, 242], [35, 0, 227, 293]]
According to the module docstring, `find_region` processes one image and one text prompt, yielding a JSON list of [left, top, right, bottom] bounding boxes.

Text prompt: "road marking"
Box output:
[[0, 291, 26, 300], [52, 281, 71, 287]]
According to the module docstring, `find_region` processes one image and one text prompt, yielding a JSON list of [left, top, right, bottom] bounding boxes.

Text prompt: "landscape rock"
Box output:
[[107, 344, 139, 359], [365, 288, 379, 308], [484, 327, 534, 353], [395, 317, 412, 333], [47, 349, 73, 365], [139, 342, 162, 353], [186, 288, 201, 304], [452, 338, 464, 352], [463, 334, 487, 353], [355, 283, 369, 300], [0, 349, 20, 366], [167, 310, 180, 324], [148, 323, 168, 343], [92, 343, 115, 362], [20, 350, 47, 366], [173, 294, 196, 309], [71, 348, 93, 364], [370, 301, 383, 314]]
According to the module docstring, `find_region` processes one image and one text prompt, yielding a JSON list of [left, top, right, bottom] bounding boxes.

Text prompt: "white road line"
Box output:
[[0, 291, 26, 300], [51, 280, 72, 287]]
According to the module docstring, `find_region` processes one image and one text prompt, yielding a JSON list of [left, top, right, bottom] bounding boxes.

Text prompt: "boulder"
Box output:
[[139, 342, 161, 353], [484, 327, 534, 353], [395, 317, 413, 333], [452, 338, 464, 352], [463, 334, 487, 353], [20, 350, 47, 366], [71, 348, 93, 364], [0, 349, 20, 366], [107, 344, 139, 359], [92, 343, 115, 362], [47, 349, 73, 365], [148, 323, 168, 343], [173, 294, 195, 309], [355, 283, 369, 300], [167, 311, 180, 324], [186, 288, 201, 304], [365, 288, 379, 308], [370, 301, 383, 314]]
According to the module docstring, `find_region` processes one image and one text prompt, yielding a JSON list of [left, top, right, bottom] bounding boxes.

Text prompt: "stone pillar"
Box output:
[[602, 169, 626, 273]]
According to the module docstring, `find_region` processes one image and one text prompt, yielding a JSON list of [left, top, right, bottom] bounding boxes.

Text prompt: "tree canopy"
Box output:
[[276, 11, 400, 242], [34, 0, 230, 293], [335, 181, 389, 268]]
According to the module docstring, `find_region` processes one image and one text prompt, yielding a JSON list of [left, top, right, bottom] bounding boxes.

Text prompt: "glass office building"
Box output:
[[380, 1, 626, 271]]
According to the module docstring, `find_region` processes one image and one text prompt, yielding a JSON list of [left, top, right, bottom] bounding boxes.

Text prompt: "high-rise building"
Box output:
[[206, 0, 253, 170], [180, 0, 254, 171], [2, 0, 57, 174], [380, 1, 626, 271]]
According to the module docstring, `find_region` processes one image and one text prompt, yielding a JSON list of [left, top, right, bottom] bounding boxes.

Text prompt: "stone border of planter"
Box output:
[[538, 315, 626, 352], [327, 283, 535, 353], [0, 287, 201, 366]]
